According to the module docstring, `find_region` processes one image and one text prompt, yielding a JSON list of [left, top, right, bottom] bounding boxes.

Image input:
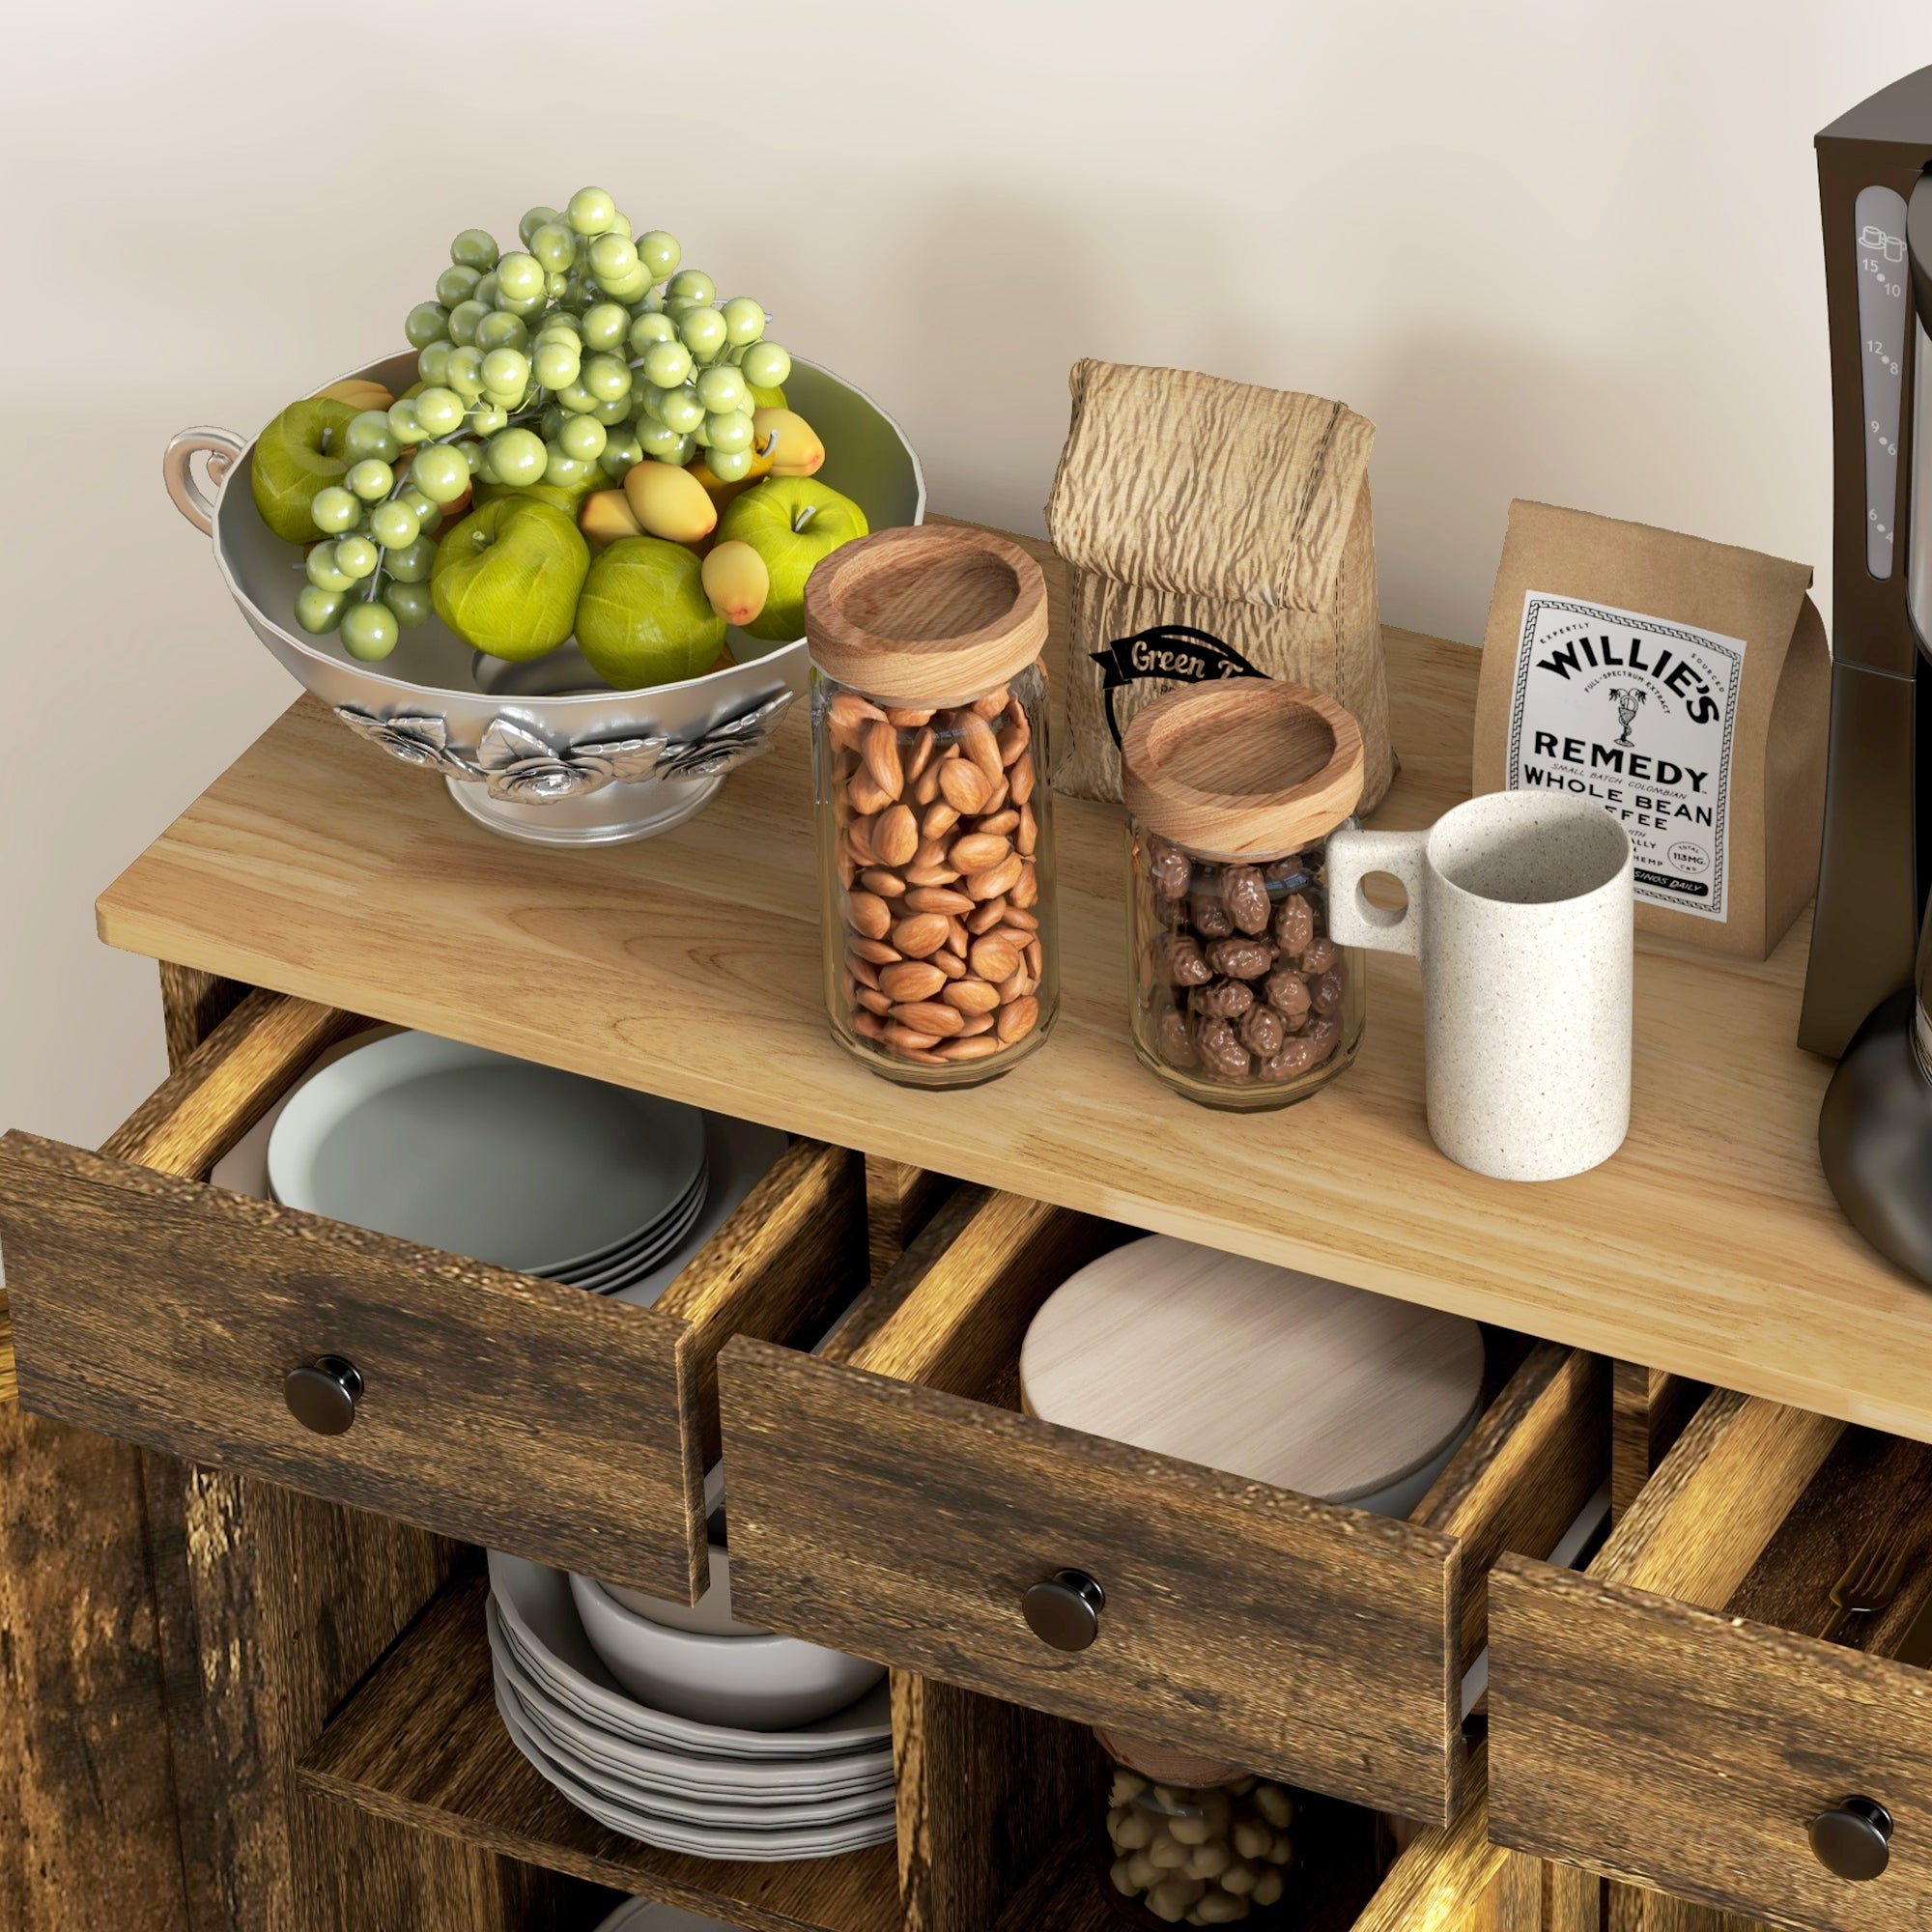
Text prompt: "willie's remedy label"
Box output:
[[1504, 591, 1744, 922]]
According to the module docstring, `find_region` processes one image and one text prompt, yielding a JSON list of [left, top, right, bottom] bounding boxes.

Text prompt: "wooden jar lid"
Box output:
[[803, 525, 1049, 705], [1121, 679, 1365, 860], [1094, 1725, 1245, 1788], [1018, 1236, 1485, 1505]]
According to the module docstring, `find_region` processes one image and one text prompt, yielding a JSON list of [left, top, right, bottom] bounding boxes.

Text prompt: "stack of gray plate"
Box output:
[[220, 1031, 786, 1302], [488, 1551, 895, 1860]]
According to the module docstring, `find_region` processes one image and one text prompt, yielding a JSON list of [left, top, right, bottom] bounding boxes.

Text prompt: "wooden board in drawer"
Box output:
[[718, 1185, 1608, 1827], [0, 988, 867, 1603], [1491, 1387, 1932, 1932]]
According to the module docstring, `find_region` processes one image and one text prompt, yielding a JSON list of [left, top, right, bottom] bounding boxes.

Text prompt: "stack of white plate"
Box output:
[[593, 1901, 753, 1932], [488, 1550, 895, 1861], [214, 1031, 786, 1303]]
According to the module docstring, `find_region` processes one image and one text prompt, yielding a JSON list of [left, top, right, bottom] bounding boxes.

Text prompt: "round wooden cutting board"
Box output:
[[1018, 1235, 1486, 1503]]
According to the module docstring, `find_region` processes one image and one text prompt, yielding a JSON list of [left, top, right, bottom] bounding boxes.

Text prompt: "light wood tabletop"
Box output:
[[94, 528, 1932, 1441]]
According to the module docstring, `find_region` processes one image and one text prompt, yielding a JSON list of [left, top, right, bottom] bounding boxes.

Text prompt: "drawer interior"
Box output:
[[721, 1182, 1608, 1827]]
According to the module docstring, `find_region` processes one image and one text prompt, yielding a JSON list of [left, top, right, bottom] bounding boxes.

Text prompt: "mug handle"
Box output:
[[163, 426, 247, 536], [1326, 828, 1426, 958]]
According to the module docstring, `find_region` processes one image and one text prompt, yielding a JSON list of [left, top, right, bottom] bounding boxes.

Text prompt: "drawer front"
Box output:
[[0, 992, 867, 1602], [1491, 1556, 1932, 1932], [725, 1335, 1464, 1823]]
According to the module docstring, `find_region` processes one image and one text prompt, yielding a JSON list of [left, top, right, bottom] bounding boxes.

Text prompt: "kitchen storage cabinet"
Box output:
[[1492, 1388, 1932, 1932], [0, 524, 1925, 1932], [717, 1183, 1606, 1827]]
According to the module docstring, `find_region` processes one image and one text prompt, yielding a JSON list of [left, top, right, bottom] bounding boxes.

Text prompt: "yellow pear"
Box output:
[[623, 460, 718, 544], [314, 377, 395, 411], [580, 489, 645, 547], [751, 407, 824, 477], [700, 540, 770, 627]]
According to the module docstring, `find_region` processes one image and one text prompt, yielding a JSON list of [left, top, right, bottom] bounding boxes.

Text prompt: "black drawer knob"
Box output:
[[284, 1356, 364, 1436], [1810, 1797, 1892, 1881], [1022, 1569, 1105, 1651]]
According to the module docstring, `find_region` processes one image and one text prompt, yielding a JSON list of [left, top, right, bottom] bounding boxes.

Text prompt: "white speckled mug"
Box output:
[[1328, 791, 1634, 1180]]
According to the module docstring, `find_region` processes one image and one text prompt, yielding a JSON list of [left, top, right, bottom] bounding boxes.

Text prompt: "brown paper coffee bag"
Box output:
[[1472, 500, 1828, 958]]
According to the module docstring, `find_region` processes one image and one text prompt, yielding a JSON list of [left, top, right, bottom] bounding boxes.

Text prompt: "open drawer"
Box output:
[[716, 1185, 1609, 1828], [0, 987, 868, 1603], [1491, 1387, 1932, 1932]]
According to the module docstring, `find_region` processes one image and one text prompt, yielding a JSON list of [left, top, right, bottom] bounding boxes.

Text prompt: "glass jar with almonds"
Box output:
[[804, 525, 1058, 1086], [1122, 680, 1366, 1109]]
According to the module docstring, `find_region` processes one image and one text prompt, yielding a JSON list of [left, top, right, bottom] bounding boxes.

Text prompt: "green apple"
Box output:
[[717, 477, 868, 642], [575, 537, 724, 689], [251, 397, 358, 542], [469, 475, 598, 517], [431, 497, 588, 661]]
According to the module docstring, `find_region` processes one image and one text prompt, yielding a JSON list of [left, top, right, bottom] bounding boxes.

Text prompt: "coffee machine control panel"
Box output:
[[1856, 185, 1911, 579]]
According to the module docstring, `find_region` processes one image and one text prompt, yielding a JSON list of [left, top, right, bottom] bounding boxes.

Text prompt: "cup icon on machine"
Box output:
[[1861, 223, 1907, 265]]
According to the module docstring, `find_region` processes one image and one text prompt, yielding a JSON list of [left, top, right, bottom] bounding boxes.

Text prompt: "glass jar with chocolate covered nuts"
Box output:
[[1121, 681, 1366, 1109], [1095, 1728, 1295, 1929], [804, 525, 1058, 1087]]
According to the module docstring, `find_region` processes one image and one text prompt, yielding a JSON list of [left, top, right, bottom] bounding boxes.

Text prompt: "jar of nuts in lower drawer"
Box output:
[[804, 525, 1058, 1086], [1095, 1729, 1295, 1928], [1121, 680, 1366, 1109]]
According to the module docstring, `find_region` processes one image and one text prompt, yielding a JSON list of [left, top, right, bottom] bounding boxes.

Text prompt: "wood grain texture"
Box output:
[[1491, 1394, 1932, 1932], [157, 961, 248, 1071], [89, 527, 1932, 1445], [1547, 1863, 1605, 1932], [300, 1568, 901, 1932], [864, 1156, 955, 1283], [0, 1403, 191, 1932], [1609, 1364, 1706, 1523], [0, 1129, 717, 1599], [892, 1672, 1094, 1932], [721, 1334, 1470, 1823], [1415, 1345, 1608, 1672]]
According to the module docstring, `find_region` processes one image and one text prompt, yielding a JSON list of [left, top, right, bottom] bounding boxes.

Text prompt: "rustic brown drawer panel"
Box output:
[[0, 990, 867, 1604], [719, 1184, 1608, 1828], [1491, 1385, 1932, 1932]]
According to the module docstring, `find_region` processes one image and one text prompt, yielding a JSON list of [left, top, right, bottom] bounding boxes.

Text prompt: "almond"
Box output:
[[862, 719, 903, 799], [903, 859, 961, 887], [998, 715, 1030, 766], [845, 890, 892, 940], [845, 949, 881, 990], [998, 965, 1029, 1003], [1025, 939, 1043, 978], [848, 772, 894, 816], [905, 886, 974, 915], [904, 725, 936, 782], [996, 995, 1040, 1043], [886, 706, 934, 727], [944, 977, 1003, 1015], [879, 959, 948, 1002], [1009, 857, 1039, 907], [856, 986, 893, 1014], [827, 691, 887, 747], [849, 936, 902, 965], [980, 777, 1009, 814], [1000, 904, 1039, 931], [955, 1011, 997, 1037], [965, 852, 1025, 901], [950, 831, 1010, 873], [946, 915, 970, 956], [852, 1009, 888, 1039], [938, 757, 991, 816], [912, 755, 946, 806], [969, 934, 1022, 982], [1009, 752, 1036, 805], [932, 948, 968, 980], [979, 808, 1019, 837], [860, 867, 907, 897], [956, 710, 1004, 781], [965, 897, 1008, 934], [873, 803, 920, 867], [890, 1001, 966, 1037], [1016, 805, 1037, 855], [844, 817, 877, 866], [921, 801, 960, 839], [883, 1022, 941, 1053], [936, 1035, 1004, 1061], [891, 913, 950, 958], [971, 686, 1009, 719]]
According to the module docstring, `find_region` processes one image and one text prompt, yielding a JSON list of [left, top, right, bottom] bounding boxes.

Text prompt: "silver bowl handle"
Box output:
[[164, 426, 247, 535]]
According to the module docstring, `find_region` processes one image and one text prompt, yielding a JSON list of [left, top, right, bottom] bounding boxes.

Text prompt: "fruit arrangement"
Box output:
[[249, 186, 868, 687]]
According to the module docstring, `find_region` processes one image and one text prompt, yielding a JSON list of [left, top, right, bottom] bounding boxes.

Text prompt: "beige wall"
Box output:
[[3, 2, 1920, 1140]]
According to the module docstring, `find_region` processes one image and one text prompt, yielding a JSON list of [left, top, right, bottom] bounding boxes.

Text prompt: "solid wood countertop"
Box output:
[[94, 529, 1932, 1441]]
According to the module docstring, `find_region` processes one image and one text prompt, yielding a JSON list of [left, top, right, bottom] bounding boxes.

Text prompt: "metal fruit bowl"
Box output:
[[165, 353, 923, 844]]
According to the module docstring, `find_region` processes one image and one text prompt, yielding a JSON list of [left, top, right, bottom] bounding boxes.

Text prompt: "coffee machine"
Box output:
[[1804, 67, 1932, 1281]]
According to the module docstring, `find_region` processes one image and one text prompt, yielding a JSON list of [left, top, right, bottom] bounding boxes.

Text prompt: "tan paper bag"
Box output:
[[1472, 500, 1828, 958], [1045, 359, 1395, 811]]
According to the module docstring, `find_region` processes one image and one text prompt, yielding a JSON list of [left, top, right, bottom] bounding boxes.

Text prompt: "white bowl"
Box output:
[[164, 353, 923, 846], [567, 1571, 885, 1729], [595, 1542, 758, 1636]]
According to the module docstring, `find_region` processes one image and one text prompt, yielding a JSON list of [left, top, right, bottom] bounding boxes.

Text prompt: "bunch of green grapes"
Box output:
[[298, 185, 794, 656]]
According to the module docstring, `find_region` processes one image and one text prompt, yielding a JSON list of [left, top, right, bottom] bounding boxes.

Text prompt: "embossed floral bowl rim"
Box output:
[[164, 353, 924, 845]]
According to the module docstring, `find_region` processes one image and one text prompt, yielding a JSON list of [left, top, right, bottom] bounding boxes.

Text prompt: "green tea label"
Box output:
[[1504, 591, 1745, 923]]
